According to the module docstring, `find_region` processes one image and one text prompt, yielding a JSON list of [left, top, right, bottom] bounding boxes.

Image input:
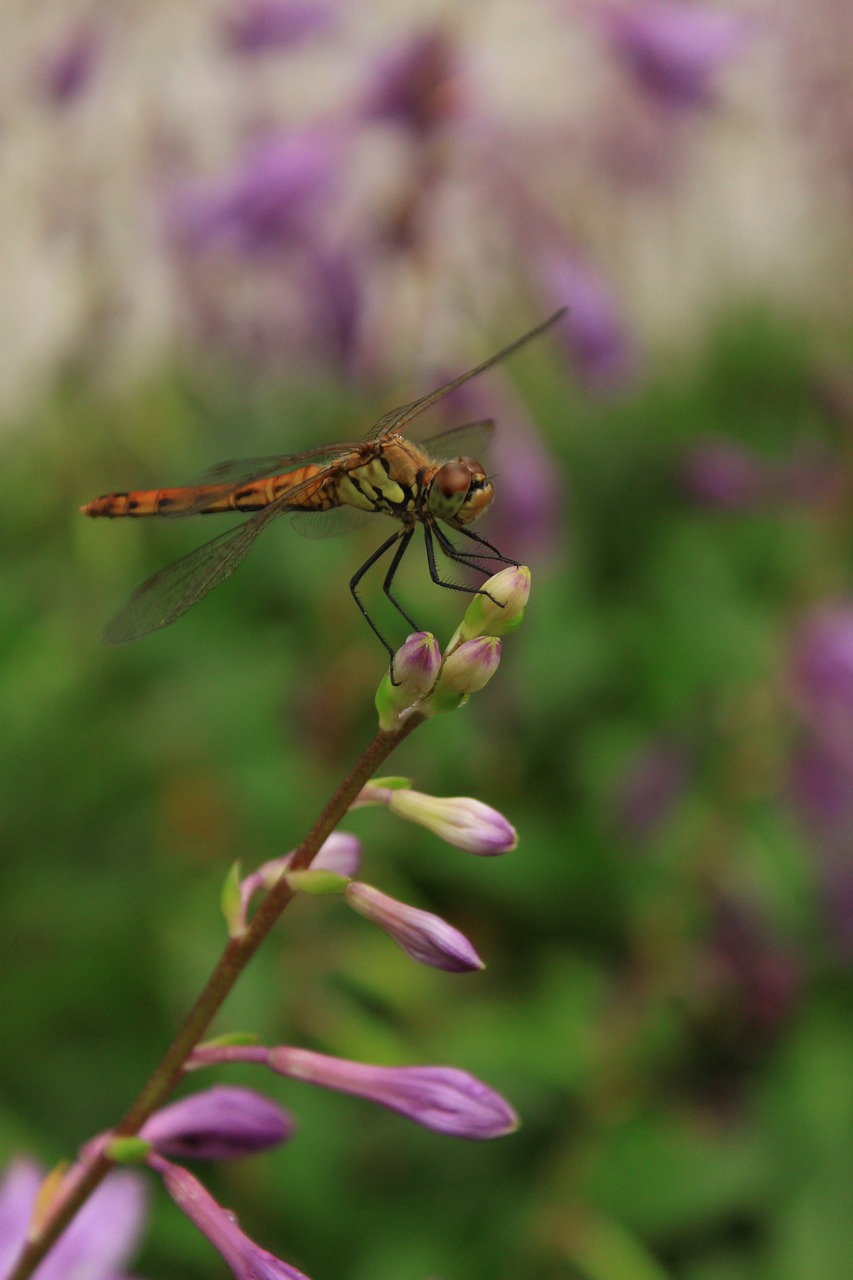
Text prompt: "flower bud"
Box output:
[[425, 636, 502, 714], [386, 790, 517, 855], [345, 882, 485, 971], [266, 1049, 518, 1138], [453, 566, 531, 643], [140, 1086, 294, 1161], [375, 632, 441, 731]]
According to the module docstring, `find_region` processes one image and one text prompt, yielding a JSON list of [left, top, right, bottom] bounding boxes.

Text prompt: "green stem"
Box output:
[[7, 714, 424, 1280]]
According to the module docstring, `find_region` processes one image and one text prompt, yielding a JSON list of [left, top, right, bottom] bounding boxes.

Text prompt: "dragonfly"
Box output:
[[82, 308, 565, 657]]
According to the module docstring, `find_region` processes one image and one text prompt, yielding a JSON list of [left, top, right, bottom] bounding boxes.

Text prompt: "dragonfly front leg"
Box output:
[[451, 524, 518, 565], [423, 522, 502, 609]]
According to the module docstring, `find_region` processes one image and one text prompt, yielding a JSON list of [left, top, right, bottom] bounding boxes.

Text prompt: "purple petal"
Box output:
[[0, 1160, 41, 1276], [268, 1049, 518, 1138], [140, 1086, 294, 1160], [39, 26, 99, 106], [681, 438, 769, 509], [614, 739, 690, 839]]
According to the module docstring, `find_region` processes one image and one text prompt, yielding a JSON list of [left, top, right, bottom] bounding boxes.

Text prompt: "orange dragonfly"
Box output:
[[82, 309, 564, 657]]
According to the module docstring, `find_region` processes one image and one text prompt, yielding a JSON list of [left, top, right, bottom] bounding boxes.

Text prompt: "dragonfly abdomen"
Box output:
[[81, 465, 334, 519]]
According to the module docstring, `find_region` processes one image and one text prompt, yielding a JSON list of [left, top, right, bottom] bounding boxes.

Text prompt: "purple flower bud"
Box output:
[[537, 248, 638, 391], [362, 29, 462, 136], [385, 790, 517, 855], [149, 1155, 311, 1279], [435, 638, 502, 702], [140, 1086, 294, 1161], [345, 882, 485, 972], [788, 739, 853, 855], [0, 1158, 147, 1280], [592, 1, 751, 111], [224, 1, 336, 55], [266, 1049, 518, 1138], [376, 632, 441, 730], [453, 566, 531, 643]]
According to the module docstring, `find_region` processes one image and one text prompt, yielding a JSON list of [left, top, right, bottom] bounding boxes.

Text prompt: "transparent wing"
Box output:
[[366, 308, 566, 442], [189, 443, 363, 487], [103, 501, 288, 644], [290, 507, 373, 540], [416, 419, 495, 461]]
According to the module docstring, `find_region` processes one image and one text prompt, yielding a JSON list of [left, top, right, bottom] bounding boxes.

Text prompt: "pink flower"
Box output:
[[140, 1085, 294, 1161]]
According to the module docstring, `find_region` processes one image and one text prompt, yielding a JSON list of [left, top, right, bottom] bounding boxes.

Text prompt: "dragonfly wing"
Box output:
[[366, 308, 566, 441], [103, 504, 284, 644], [417, 419, 495, 462], [290, 506, 373, 540]]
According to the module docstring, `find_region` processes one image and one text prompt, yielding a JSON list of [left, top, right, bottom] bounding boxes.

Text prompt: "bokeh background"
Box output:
[[2, 2, 853, 1278]]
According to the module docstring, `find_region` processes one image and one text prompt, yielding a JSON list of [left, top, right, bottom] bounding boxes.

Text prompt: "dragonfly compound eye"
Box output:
[[429, 459, 493, 525]]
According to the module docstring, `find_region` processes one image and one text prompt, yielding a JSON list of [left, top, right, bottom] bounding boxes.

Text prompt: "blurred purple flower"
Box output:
[[224, 1, 336, 55], [267, 1048, 518, 1138], [591, 1, 751, 111], [788, 739, 853, 853], [682, 438, 839, 509], [172, 129, 340, 256], [140, 1085, 294, 1161], [537, 249, 638, 391], [708, 895, 802, 1035], [39, 25, 99, 106], [681, 438, 768, 509], [0, 1158, 147, 1280], [789, 605, 853, 748], [345, 881, 485, 972], [150, 1155, 311, 1279], [361, 29, 462, 136], [614, 738, 690, 839]]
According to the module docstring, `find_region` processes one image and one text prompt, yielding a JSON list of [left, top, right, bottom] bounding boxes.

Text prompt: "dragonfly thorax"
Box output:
[[426, 456, 493, 526]]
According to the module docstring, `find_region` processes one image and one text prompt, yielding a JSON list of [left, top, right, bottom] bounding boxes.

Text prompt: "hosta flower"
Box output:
[[238, 832, 363, 923], [149, 1155, 311, 1279], [140, 1086, 294, 1161], [434, 637, 502, 701], [361, 28, 463, 136], [345, 881, 484, 971], [0, 1158, 147, 1280]]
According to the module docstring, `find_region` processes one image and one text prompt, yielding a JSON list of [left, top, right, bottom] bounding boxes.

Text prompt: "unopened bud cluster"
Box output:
[[375, 565, 531, 729]]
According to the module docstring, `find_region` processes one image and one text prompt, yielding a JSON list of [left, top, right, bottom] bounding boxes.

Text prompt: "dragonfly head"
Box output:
[[427, 457, 493, 526]]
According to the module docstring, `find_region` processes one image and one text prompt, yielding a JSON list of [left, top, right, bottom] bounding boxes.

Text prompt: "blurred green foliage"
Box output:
[[1, 312, 852, 1280]]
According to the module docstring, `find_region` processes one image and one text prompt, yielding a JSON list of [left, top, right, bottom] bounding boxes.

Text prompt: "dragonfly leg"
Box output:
[[382, 527, 420, 632], [423, 523, 502, 608], [349, 527, 407, 667], [451, 524, 518, 565]]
